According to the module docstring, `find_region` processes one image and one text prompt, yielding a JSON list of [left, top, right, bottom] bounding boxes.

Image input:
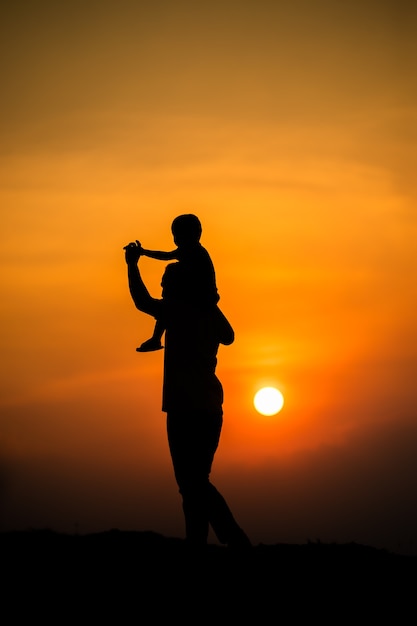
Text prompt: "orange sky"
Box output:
[[1, 1, 417, 553]]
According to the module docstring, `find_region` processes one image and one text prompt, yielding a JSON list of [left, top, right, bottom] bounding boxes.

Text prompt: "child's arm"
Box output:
[[141, 248, 178, 261]]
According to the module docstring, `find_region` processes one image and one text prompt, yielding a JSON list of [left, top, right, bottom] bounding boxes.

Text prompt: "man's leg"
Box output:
[[167, 410, 217, 545], [207, 483, 251, 548], [167, 410, 251, 547]]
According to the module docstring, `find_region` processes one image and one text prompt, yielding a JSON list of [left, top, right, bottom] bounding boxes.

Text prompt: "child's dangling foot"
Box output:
[[136, 337, 164, 352]]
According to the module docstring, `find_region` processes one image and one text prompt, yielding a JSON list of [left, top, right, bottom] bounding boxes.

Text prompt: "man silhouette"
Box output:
[[124, 217, 251, 549]]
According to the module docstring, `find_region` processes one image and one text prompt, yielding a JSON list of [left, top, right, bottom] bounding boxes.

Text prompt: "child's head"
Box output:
[[171, 214, 202, 247]]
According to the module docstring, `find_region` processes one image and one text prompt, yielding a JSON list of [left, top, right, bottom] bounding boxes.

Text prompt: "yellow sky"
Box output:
[[1, 1, 416, 551]]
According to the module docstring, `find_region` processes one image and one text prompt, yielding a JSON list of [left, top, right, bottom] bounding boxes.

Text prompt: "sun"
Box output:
[[254, 387, 284, 416]]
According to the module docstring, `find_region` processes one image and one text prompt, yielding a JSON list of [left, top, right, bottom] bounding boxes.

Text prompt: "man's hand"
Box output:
[[124, 240, 143, 265]]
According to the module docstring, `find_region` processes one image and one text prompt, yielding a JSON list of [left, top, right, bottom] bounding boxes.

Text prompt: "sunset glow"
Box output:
[[1, 1, 416, 554]]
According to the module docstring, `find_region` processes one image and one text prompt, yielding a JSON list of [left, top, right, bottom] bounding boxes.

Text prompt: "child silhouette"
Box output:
[[135, 214, 219, 352]]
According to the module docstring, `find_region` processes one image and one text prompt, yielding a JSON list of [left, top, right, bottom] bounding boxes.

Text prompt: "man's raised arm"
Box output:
[[124, 241, 160, 317]]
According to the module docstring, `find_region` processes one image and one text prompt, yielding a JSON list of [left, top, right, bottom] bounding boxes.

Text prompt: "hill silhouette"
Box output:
[[2, 529, 416, 620]]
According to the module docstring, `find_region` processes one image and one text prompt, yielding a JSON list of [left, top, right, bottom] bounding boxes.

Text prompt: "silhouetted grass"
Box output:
[[2, 529, 415, 620]]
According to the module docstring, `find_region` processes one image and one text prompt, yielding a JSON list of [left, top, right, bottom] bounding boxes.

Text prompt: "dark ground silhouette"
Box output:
[[2, 529, 416, 620]]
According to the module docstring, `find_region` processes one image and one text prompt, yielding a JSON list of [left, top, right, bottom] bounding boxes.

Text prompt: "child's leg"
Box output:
[[136, 319, 165, 352]]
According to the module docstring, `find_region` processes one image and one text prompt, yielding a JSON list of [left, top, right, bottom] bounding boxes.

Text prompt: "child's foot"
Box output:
[[136, 338, 163, 352]]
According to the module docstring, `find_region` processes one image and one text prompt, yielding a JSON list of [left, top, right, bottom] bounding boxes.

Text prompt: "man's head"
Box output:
[[171, 214, 202, 247]]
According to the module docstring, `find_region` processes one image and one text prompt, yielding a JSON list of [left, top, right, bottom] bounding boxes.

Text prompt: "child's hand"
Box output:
[[123, 240, 143, 264]]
